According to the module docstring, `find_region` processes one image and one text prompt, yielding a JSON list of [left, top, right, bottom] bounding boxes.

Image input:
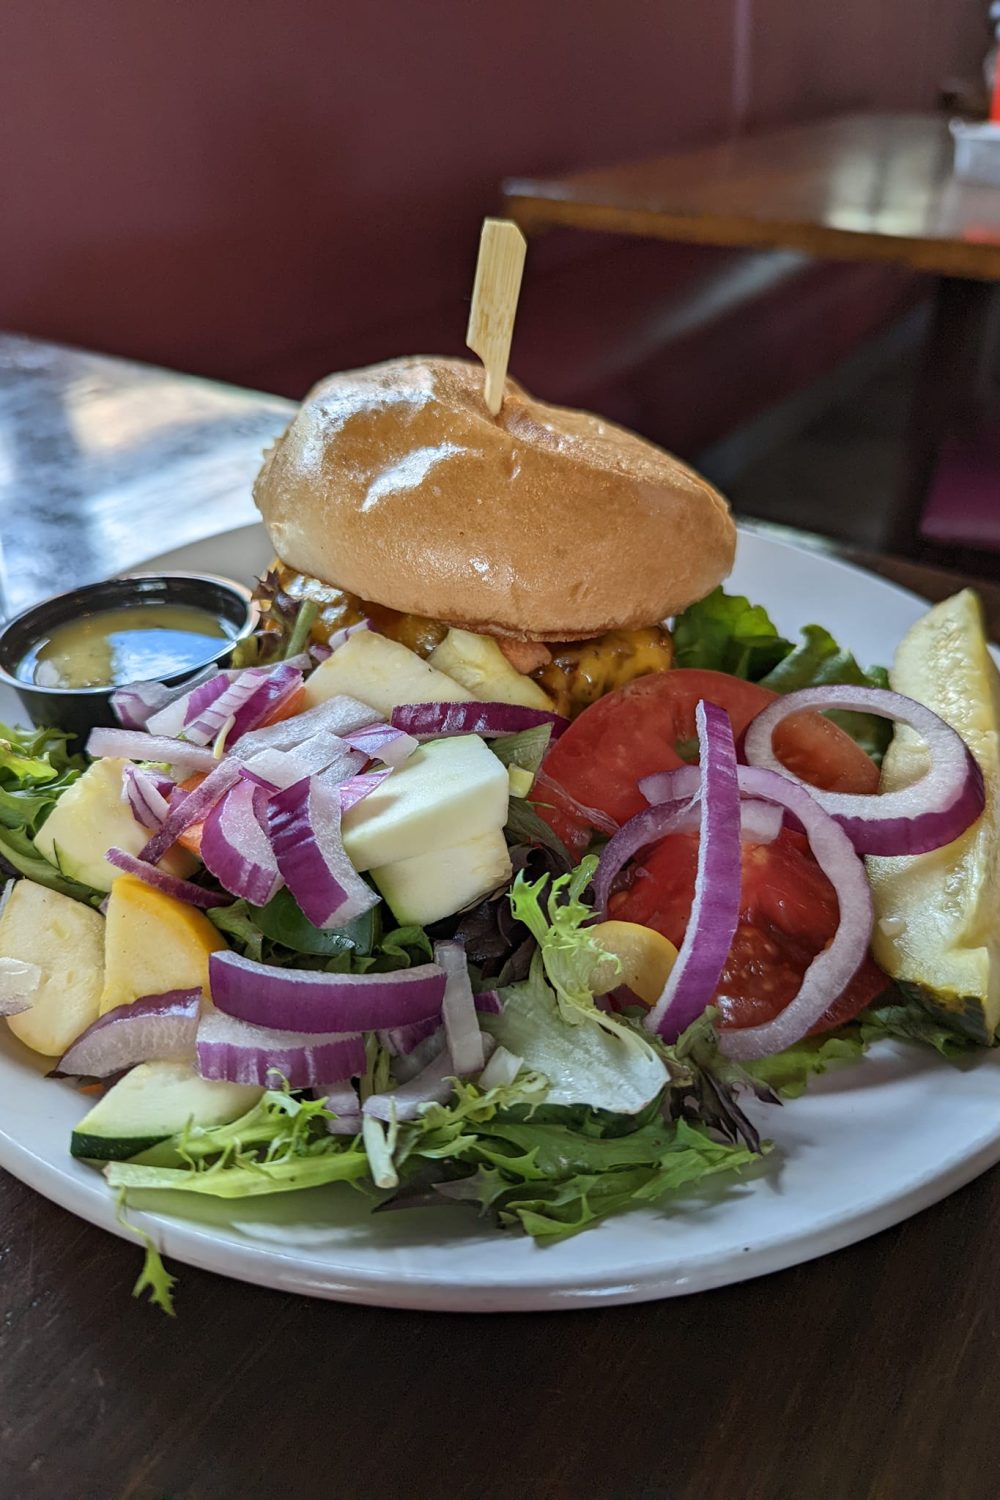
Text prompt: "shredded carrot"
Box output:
[[258, 683, 306, 727]]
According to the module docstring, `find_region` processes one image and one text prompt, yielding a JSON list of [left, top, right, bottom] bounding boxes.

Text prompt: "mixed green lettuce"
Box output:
[[208, 889, 433, 973], [112, 861, 771, 1310], [0, 721, 100, 902], [672, 588, 892, 761]]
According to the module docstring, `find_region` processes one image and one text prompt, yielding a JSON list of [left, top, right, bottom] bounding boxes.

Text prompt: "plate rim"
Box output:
[[1, 519, 996, 1313]]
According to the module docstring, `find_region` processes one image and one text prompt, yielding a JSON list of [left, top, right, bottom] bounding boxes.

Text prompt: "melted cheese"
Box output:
[[274, 565, 673, 717]]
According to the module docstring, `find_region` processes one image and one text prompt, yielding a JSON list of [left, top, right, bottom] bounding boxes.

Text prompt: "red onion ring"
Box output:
[[139, 758, 243, 863], [228, 662, 304, 741], [105, 847, 230, 908], [111, 665, 220, 731], [240, 736, 365, 794], [55, 990, 201, 1077], [200, 779, 283, 906], [180, 669, 270, 746], [209, 950, 447, 1033], [742, 685, 984, 855], [314, 1078, 362, 1135], [434, 940, 485, 1075], [337, 770, 392, 812], [266, 774, 379, 929], [714, 765, 874, 1060], [390, 701, 568, 740], [341, 721, 419, 767], [644, 702, 742, 1041], [122, 764, 172, 831], [196, 1008, 365, 1088], [86, 728, 218, 775]]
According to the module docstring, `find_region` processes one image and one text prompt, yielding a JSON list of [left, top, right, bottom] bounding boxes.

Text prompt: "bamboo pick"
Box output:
[[465, 218, 527, 416]]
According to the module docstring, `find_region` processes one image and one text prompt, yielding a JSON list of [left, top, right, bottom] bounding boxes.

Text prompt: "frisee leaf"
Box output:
[[114, 1188, 177, 1317], [508, 855, 616, 1018]]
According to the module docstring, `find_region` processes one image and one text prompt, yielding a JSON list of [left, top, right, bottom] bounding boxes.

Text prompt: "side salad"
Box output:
[[0, 582, 996, 1313]]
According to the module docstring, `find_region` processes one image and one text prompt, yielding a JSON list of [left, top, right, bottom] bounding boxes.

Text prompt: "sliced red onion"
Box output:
[[266, 774, 379, 929], [0, 957, 41, 1016], [594, 772, 700, 916], [391, 701, 567, 740], [105, 847, 229, 908], [328, 621, 370, 651], [389, 1025, 446, 1082], [209, 950, 447, 1032], [310, 643, 333, 664], [434, 940, 485, 1075], [240, 735, 364, 793], [642, 702, 742, 1041], [378, 1015, 440, 1057], [86, 727, 218, 775], [181, 672, 232, 725], [478, 1045, 523, 1090], [742, 685, 985, 855], [314, 1078, 362, 1135], [55, 989, 200, 1077], [122, 764, 173, 831], [716, 765, 874, 1060], [111, 665, 219, 730], [363, 1047, 458, 1122], [637, 759, 876, 1057], [365, 1035, 497, 1122], [228, 662, 304, 741], [534, 768, 621, 838], [196, 1008, 365, 1088], [341, 721, 419, 767], [144, 674, 226, 740], [379, 991, 499, 1060], [180, 669, 270, 746], [199, 780, 283, 905], [338, 770, 392, 812], [139, 758, 243, 863], [640, 782, 783, 846], [232, 694, 379, 759]]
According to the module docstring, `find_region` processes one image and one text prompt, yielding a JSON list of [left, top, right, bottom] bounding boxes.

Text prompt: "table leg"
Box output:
[[884, 276, 998, 557]]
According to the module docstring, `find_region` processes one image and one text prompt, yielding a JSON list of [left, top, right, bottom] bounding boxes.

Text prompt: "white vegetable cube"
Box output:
[[302, 630, 473, 717], [372, 826, 513, 925], [342, 736, 509, 871], [429, 629, 555, 710]]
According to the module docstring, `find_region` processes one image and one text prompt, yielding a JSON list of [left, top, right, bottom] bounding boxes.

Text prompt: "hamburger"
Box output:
[[252, 355, 736, 716]]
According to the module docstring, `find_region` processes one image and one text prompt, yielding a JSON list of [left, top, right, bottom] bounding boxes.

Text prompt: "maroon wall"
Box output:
[[0, 1, 986, 394]]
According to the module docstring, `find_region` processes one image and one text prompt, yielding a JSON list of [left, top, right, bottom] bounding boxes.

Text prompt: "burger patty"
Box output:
[[272, 565, 674, 717]]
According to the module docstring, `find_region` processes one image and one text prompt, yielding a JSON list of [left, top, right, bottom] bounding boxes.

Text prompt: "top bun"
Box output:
[[253, 356, 736, 640]]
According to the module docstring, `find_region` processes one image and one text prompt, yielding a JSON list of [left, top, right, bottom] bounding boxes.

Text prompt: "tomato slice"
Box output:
[[536, 666, 885, 1033], [537, 668, 879, 853], [609, 827, 888, 1034]]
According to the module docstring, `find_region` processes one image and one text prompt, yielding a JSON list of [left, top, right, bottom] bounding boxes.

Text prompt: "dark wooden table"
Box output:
[[3, 334, 1000, 1500], [504, 112, 1000, 559]]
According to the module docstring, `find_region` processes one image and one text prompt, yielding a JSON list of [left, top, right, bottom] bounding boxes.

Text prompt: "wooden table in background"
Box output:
[[505, 112, 1000, 558], [3, 335, 1000, 1500]]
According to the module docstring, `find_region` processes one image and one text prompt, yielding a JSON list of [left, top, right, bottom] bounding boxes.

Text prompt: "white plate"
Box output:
[[2, 523, 998, 1312]]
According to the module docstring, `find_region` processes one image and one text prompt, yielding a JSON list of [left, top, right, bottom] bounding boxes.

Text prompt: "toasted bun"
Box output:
[[253, 356, 736, 639]]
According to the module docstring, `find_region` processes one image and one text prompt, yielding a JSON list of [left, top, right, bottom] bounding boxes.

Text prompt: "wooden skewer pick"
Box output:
[[466, 218, 527, 416]]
